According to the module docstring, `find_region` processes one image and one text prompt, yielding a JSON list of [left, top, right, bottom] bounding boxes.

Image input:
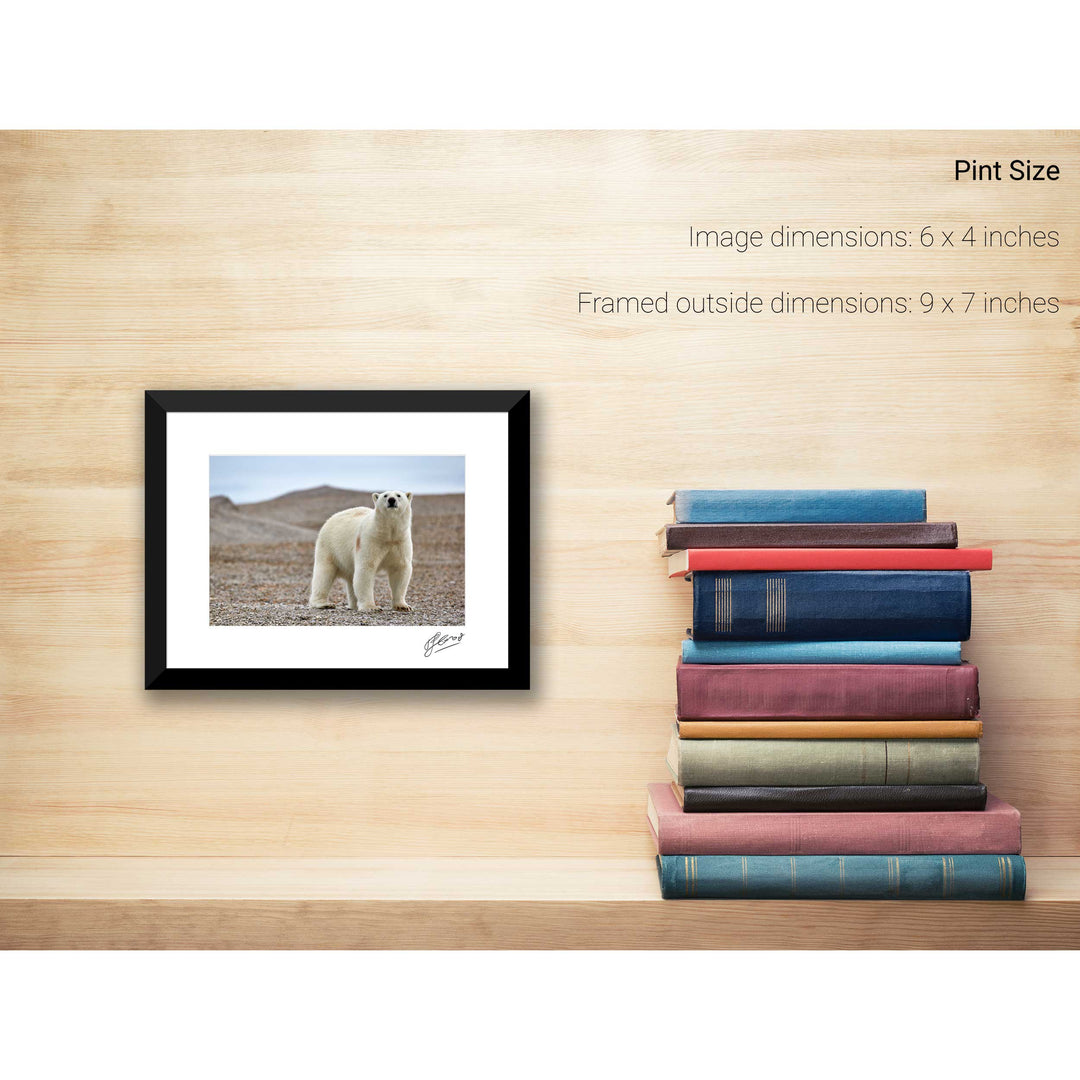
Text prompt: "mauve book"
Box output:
[[676, 661, 979, 719], [647, 783, 1020, 856]]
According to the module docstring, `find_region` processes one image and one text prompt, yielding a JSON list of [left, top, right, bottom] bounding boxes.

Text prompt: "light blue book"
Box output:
[[669, 489, 926, 524], [681, 640, 962, 665]]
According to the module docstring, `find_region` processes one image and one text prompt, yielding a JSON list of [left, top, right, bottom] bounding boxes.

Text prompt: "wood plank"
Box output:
[[6, 855, 1078, 900], [1, 130, 1078, 872], [0, 857, 1077, 949]]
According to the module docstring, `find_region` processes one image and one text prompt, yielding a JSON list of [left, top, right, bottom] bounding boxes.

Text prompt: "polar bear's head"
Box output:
[[372, 490, 412, 514]]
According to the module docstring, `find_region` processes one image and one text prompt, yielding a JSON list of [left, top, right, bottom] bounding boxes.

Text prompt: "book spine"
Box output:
[[681, 640, 962, 665], [662, 522, 958, 550], [649, 791, 1020, 856], [670, 732, 981, 786], [679, 784, 989, 812], [673, 489, 927, 524], [657, 854, 1026, 899], [676, 719, 983, 739], [677, 548, 991, 572], [691, 571, 971, 642], [676, 663, 980, 720]]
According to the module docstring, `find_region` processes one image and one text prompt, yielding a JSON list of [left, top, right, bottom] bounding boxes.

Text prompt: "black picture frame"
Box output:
[[145, 389, 530, 690]]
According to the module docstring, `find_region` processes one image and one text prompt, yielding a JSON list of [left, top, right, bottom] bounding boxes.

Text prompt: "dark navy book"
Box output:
[[692, 570, 971, 642]]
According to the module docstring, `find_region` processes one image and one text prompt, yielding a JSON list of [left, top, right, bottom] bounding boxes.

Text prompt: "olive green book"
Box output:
[[666, 729, 980, 787]]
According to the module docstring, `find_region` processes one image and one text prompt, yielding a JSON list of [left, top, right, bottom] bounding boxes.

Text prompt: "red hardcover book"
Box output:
[[646, 782, 1021, 856], [666, 547, 991, 576], [675, 661, 979, 720]]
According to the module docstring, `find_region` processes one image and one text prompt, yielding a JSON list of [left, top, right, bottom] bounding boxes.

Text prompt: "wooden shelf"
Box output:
[[3, 856, 1079, 949]]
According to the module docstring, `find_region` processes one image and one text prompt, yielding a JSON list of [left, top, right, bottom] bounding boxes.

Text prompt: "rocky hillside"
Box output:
[[210, 486, 464, 546]]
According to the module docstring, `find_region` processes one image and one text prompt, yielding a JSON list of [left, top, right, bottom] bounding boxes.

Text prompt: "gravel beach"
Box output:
[[209, 487, 465, 627]]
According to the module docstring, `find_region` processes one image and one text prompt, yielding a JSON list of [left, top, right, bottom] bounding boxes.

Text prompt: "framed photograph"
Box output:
[[145, 389, 529, 690]]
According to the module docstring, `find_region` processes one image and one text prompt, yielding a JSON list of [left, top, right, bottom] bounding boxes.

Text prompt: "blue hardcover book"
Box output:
[[669, 489, 926, 524], [692, 570, 971, 641], [657, 854, 1026, 900], [681, 640, 962, 665]]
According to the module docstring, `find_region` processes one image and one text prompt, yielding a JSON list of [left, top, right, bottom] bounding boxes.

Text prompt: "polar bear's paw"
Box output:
[[393, 603, 413, 612], [308, 600, 335, 609], [358, 602, 382, 612]]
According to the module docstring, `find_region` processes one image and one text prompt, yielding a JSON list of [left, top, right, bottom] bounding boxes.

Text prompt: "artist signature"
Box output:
[[423, 632, 465, 658]]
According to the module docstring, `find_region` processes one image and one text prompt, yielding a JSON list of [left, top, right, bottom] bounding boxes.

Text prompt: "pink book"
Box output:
[[646, 782, 1021, 855], [675, 661, 979, 719]]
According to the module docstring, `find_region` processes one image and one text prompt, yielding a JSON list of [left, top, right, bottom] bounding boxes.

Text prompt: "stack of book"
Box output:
[[648, 489, 1026, 900]]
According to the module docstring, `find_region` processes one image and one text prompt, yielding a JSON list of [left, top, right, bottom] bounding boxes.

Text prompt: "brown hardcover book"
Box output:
[[657, 521, 958, 556], [676, 718, 983, 739]]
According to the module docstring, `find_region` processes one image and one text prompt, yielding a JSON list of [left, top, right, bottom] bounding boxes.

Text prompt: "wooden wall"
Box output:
[[2, 130, 1078, 858]]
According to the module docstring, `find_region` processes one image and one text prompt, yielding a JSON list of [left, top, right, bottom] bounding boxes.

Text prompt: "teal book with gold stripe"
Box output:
[[657, 853, 1025, 899]]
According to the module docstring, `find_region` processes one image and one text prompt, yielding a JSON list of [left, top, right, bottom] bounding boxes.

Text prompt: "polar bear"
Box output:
[[308, 490, 413, 612]]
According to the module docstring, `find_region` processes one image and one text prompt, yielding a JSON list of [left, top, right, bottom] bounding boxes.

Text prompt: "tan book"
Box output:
[[676, 718, 983, 739]]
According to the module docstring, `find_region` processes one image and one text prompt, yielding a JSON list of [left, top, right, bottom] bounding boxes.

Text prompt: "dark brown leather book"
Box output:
[[672, 781, 989, 813], [657, 521, 958, 555]]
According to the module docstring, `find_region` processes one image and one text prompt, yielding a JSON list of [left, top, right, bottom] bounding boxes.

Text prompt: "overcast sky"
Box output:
[[210, 455, 465, 503]]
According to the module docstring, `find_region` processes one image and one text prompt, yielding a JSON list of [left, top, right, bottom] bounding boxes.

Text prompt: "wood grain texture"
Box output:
[[2, 131, 1079, 877], [1, 857, 1078, 949]]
